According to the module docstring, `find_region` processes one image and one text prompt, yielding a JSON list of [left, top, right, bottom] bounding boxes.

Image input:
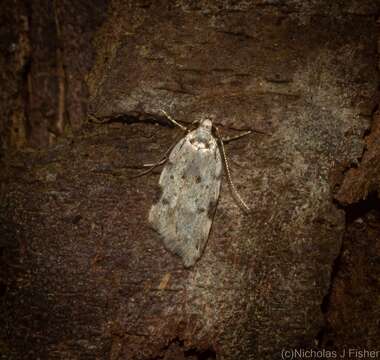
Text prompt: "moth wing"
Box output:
[[149, 132, 222, 267]]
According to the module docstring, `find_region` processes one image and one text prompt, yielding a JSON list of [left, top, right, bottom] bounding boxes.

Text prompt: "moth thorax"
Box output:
[[186, 118, 214, 150]]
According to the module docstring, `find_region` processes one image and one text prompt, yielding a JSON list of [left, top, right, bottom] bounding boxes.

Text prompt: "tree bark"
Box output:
[[1, 1, 380, 359]]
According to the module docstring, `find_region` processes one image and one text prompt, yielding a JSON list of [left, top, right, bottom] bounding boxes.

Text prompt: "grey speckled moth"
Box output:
[[149, 119, 222, 267]]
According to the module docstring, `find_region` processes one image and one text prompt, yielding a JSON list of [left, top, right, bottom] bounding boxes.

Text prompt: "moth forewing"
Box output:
[[149, 119, 222, 267]]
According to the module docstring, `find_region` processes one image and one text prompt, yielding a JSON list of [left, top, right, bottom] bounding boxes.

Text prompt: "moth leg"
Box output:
[[222, 126, 269, 143], [132, 157, 169, 178], [221, 130, 252, 143], [143, 158, 167, 168], [161, 110, 189, 132], [132, 135, 179, 178]]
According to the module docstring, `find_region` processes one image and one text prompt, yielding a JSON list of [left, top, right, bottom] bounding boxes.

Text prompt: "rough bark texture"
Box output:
[[1, 1, 380, 359], [335, 111, 380, 205], [321, 200, 380, 352], [0, 0, 30, 150], [0, 0, 107, 150]]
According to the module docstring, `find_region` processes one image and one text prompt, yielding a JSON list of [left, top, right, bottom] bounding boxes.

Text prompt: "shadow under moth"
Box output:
[[147, 111, 251, 267]]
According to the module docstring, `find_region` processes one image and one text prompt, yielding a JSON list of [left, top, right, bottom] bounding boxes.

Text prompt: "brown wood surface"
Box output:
[[1, 1, 380, 359]]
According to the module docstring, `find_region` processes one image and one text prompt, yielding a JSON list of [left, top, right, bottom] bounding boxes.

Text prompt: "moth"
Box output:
[[147, 111, 251, 267]]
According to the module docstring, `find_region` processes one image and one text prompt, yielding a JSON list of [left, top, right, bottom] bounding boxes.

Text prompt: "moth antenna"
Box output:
[[161, 110, 189, 132], [215, 126, 251, 213]]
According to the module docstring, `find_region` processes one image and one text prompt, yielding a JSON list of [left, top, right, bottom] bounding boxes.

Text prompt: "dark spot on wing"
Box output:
[[152, 186, 163, 204], [196, 243, 199, 251], [162, 198, 169, 205], [195, 175, 202, 183], [207, 200, 218, 219]]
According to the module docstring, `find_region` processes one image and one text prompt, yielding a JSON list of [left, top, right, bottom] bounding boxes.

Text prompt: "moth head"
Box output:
[[199, 118, 213, 132]]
